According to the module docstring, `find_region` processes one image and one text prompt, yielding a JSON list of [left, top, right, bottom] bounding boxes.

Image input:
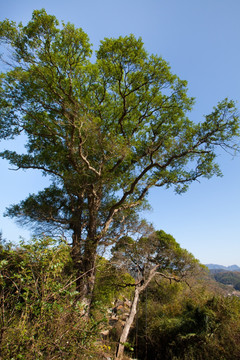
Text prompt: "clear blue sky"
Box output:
[[1, 0, 240, 266]]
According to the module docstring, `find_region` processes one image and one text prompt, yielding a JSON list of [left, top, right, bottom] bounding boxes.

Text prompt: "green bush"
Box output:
[[0, 237, 108, 359], [131, 280, 240, 360]]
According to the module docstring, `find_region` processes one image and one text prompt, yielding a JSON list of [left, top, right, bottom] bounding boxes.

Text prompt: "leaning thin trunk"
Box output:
[[115, 287, 140, 360], [115, 266, 159, 359]]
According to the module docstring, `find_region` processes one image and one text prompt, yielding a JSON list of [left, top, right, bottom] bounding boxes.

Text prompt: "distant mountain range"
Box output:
[[206, 264, 240, 271]]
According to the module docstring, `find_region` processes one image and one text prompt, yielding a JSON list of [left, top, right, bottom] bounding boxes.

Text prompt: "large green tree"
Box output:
[[0, 10, 239, 305]]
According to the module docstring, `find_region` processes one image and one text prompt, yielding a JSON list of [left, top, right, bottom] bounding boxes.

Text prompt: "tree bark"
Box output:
[[70, 222, 84, 294], [71, 187, 101, 313], [115, 266, 159, 359], [70, 227, 98, 315], [115, 287, 140, 360], [78, 239, 98, 309]]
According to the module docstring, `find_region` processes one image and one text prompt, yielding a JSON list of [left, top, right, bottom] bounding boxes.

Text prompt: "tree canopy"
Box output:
[[0, 9, 239, 303], [112, 230, 199, 286]]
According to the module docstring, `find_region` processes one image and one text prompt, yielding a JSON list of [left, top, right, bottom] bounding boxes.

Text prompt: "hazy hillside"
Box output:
[[206, 264, 240, 271], [205, 264, 240, 294]]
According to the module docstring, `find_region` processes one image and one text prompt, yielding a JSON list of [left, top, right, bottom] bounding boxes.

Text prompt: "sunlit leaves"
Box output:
[[0, 10, 239, 299]]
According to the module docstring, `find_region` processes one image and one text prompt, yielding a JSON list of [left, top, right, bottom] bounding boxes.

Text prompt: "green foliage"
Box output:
[[1, 236, 240, 359], [213, 270, 240, 290], [0, 11, 239, 299], [234, 282, 240, 291], [111, 230, 199, 283], [93, 256, 134, 306], [132, 278, 240, 360], [1, 13, 240, 355], [0, 237, 107, 359], [0, 237, 71, 313]]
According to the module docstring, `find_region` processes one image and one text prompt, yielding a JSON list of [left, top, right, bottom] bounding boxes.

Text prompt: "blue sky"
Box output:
[[1, 0, 240, 265]]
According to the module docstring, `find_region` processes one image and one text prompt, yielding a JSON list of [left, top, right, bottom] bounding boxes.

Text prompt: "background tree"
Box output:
[[111, 230, 200, 359], [0, 9, 239, 305]]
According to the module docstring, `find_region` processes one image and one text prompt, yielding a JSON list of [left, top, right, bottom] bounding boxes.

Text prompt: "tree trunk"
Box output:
[[115, 267, 159, 359], [115, 287, 140, 360], [71, 224, 84, 294], [79, 191, 99, 308], [78, 239, 98, 310], [71, 228, 98, 315], [71, 188, 101, 313]]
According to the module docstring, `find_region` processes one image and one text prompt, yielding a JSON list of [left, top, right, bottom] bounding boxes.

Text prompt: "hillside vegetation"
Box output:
[[1, 9, 240, 360], [211, 270, 240, 291], [1, 236, 240, 360]]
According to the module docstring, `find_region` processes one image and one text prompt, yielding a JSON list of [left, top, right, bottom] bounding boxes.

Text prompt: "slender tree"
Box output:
[[0, 9, 239, 305], [111, 230, 200, 360]]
